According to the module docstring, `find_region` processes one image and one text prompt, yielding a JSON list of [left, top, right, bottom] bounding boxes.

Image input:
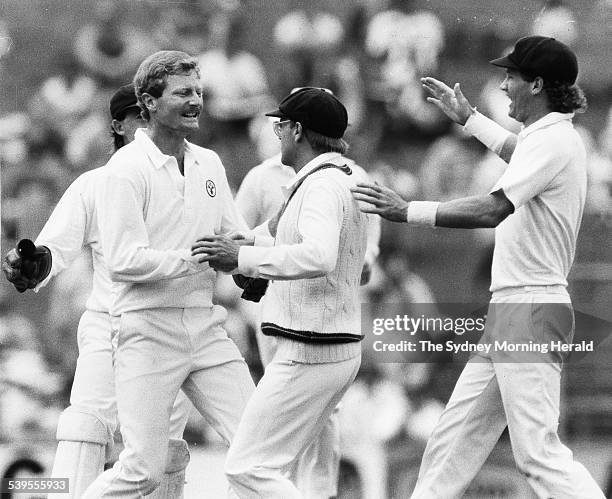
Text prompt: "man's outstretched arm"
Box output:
[[421, 77, 517, 163], [351, 182, 514, 229]]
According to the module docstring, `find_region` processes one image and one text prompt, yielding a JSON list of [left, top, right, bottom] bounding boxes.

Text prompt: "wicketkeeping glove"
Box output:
[[232, 274, 269, 303], [2, 239, 52, 293]]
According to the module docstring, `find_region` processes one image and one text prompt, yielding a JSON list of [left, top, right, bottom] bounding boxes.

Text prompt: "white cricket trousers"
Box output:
[[247, 293, 341, 498], [225, 349, 361, 499], [50, 311, 192, 498], [82, 306, 255, 498], [411, 289, 604, 499], [65, 310, 192, 441]]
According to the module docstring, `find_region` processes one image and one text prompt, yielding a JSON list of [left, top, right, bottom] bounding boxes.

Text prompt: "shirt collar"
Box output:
[[135, 128, 195, 169], [519, 112, 574, 139], [284, 152, 343, 192]]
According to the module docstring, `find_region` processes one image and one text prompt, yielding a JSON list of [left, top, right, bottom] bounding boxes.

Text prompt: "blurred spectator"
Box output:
[[365, 0, 446, 136], [73, 0, 152, 86], [199, 15, 272, 124], [376, 250, 437, 304], [340, 365, 410, 499], [0, 310, 62, 441], [0, 17, 12, 72], [599, 103, 612, 164], [419, 125, 488, 202], [25, 48, 114, 176], [248, 116, 281, 163], [3, 175, 60, 242], [0, 112, 31, 187], [26, 52, 98, 155], [63, 110, 112, 173], [315, 4, 372, 159], [44, 250, 92, 377], [368, 160, 420, 205], [152, 1, 210, 55], [576, 125, 612, 217], [273, 5, 344, 95], [531, 0, 578, 47], [198, 14, 273, 190], [272, 5, 368, 140]]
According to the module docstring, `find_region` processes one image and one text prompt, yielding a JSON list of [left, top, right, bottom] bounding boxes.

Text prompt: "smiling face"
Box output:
[[148, 71, 202, 135], [499, 68, 537, 125]]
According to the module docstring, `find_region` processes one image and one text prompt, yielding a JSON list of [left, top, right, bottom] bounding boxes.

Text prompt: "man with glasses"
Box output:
[[192, 88, 369, 498], [234, 91, 380, 498]]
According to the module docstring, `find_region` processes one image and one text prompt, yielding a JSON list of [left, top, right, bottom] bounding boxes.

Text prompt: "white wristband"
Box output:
[[406, 201, 439, 226], [464, 110, 512, 155]]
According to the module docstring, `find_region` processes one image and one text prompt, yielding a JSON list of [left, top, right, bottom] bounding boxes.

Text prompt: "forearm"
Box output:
[[32, 241, 75, 290], [33, 198, 87, 288], [464, 111, 517, 163], [106, 246, 203, 282], [434, 193, 512, 229], [238, 240, 337, 280]]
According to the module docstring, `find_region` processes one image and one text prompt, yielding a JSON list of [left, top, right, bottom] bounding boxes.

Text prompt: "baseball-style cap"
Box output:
[[265, 87, 348, 139], [110, 84, 141, 120], [490, 36, 578, 85]]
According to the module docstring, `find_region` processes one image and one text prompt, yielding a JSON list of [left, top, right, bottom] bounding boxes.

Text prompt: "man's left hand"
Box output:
[[351, 182, 409, 223], [192, 235, 240, 272]]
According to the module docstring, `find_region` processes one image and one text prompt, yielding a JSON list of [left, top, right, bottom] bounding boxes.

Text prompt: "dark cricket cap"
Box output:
[[265, 87, 348, 139], [490, 36, 578, 85], [110, 84, 140, 120]]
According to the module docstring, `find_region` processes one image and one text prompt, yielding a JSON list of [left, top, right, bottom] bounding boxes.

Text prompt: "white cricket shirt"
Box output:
[[490, 112, 587, 292], [96, 129, 248, 314], [35, 167, 110, 313]]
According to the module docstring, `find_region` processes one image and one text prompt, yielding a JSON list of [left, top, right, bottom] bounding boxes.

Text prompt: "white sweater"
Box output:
[[238, 153, 368, 363]]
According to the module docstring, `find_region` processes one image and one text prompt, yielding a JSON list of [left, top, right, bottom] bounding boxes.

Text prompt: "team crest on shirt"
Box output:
[[205, 180, 216, 197]]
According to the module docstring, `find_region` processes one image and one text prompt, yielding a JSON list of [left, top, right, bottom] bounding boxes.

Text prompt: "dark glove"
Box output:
[[2, 239, 52, 293], [232, 274, 269, 303]]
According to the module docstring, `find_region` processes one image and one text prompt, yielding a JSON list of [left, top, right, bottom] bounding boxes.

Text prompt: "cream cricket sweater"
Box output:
[[239, 153, 368, 363]]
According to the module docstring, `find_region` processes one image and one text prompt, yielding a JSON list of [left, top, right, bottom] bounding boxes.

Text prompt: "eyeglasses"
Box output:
[[273, 119, 292, 138]]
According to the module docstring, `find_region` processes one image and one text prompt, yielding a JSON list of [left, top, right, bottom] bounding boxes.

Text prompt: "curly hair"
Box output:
[[133, 50, 200, 121], [543, 82, 588, 113]]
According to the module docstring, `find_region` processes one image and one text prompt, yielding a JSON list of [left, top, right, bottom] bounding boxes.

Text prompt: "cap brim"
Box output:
[[112, 104, 141, 119], [489, 55, 520, 70], [264, 108, 286, 118]]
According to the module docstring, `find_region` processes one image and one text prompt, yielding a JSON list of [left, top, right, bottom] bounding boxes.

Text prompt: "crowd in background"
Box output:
[[1, 0, 611, 480]]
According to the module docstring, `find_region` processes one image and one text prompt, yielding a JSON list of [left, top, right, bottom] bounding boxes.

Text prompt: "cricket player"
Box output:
[[235, 140, 380, 498], [352, 36, 605, 498], [2, 84, 192, 498], [81, 51, 255, 498], [192, 87, 369, 499]]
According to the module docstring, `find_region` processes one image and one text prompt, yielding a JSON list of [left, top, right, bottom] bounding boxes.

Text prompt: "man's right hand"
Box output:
[[421, 77, 475, 126], [2, 240, 52, 293], [2, 248, 32, 292]]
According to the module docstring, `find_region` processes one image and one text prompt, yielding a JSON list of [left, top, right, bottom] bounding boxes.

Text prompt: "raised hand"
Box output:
[[421, 77, 475, 125]]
